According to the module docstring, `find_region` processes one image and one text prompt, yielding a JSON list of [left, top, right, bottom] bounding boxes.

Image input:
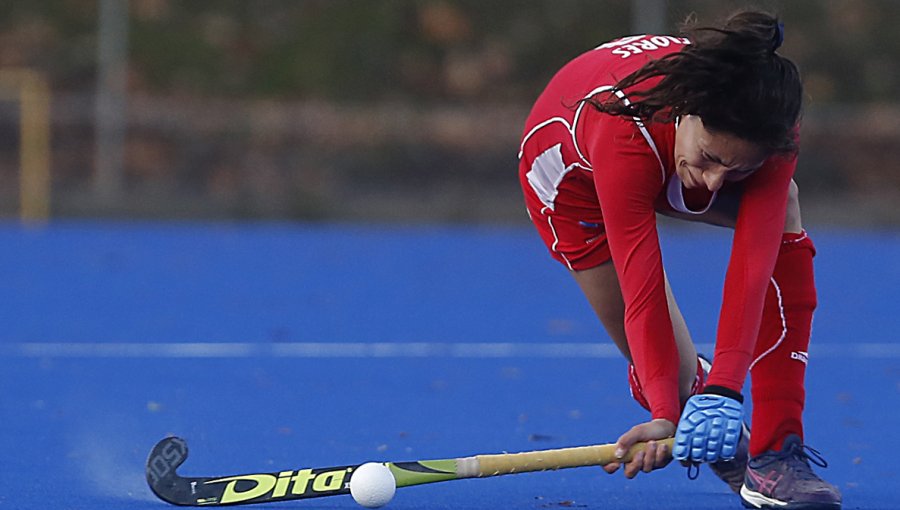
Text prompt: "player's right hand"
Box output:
[[602, 418, 676, 478]]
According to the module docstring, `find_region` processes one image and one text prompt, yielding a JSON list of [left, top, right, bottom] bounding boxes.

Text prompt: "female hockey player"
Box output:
[[518, 10, 840, 509]]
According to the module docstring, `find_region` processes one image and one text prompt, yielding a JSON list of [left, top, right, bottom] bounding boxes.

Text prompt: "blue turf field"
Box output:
[[1, 221, 898, 509]]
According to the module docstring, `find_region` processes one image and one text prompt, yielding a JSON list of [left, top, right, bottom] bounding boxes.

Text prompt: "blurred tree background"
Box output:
[[1, 0, 898, 224]]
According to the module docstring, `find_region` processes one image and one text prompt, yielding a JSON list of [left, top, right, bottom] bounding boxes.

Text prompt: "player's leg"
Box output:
[[571, 263, 706, 479], [663, 180, 839, 504], [740, 181, 841, 508], [748, 179, 809, 455], [571, 264, 700, 403], [570, 262, 629, 357], [519, 160, 701, 403], [520, 161, 704, 478]]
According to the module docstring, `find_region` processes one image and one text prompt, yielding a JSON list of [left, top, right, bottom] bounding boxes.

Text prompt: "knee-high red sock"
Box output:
[[749, 231, 817, 456]]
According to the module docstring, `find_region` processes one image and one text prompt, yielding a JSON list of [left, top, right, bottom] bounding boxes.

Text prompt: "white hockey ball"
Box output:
[[349, 462, 396, 508]]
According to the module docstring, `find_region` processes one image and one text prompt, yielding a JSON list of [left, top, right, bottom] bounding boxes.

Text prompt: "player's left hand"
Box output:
[[603, 418, 676, 478], [673, 392, 744, 463]]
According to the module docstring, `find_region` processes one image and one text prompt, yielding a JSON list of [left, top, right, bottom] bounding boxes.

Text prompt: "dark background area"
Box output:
[[1, 0, 898, 225]]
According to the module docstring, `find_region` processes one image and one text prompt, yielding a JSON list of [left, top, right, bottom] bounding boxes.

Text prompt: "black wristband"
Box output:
[[702, 385, 744, 403]]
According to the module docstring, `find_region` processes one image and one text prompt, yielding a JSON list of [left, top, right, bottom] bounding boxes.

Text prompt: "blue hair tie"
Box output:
[[773, 21, 785, 52]]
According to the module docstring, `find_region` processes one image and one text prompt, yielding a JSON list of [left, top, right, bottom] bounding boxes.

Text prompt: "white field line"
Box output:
[[1, 342, 899, 359]]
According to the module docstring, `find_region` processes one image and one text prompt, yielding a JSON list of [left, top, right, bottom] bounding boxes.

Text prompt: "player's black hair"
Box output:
[[590, 10, 802, 154]]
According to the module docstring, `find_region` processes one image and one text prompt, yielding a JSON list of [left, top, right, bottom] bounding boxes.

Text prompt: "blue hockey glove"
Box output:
[[673, 387, 744, 463]]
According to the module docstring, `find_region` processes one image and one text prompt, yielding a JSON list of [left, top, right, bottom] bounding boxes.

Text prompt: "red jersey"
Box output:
[[519, 35, 795, 424]]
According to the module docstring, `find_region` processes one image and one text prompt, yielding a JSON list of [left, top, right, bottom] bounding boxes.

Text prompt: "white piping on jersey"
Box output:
[[520, 86, 667, 210], [749, 277, 787, 371], [570, 85, 615, 168], [542, 206, 574, 270], [783, 230, 809, 245], [518, 86, 665, 177], [666, 174, 718, 214], [518, 85, 618, 171], [611, 89, 666, 183], [519, 116, 572, 160]]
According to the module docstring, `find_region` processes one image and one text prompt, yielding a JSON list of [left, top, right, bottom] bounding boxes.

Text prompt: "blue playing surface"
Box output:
[[1, 221, 898, 509]]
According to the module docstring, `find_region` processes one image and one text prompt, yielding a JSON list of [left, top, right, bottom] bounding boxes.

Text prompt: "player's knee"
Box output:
[[784, 180, 802, 233]]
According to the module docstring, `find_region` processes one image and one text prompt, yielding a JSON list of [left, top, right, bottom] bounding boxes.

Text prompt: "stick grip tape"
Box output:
[[471, 438, 675, 477]]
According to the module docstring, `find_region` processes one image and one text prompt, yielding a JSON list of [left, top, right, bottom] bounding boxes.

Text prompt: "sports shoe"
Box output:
[[697, 356, 750, 494], [708, 421, 750, 493], [740, 434, 842, 509]]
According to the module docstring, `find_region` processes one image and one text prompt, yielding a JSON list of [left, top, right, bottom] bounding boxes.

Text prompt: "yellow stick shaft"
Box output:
[[474, 438, 675, 476]]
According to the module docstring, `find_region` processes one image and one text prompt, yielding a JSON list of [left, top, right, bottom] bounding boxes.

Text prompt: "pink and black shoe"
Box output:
[[740, 434, 841, 509]]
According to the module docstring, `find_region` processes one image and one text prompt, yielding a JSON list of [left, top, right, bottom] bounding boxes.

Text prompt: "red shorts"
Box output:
[[519, 162, 611, 271], [520, 158, 742, 271]]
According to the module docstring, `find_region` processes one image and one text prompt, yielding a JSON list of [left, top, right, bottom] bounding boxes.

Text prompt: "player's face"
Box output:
[[673, 115, 768, 192]]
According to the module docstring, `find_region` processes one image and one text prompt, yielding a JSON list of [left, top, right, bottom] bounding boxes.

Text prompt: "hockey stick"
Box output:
[[146, 435, 675, 506]]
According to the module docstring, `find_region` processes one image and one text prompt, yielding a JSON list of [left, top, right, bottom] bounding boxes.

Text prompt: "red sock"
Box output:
[[748, 231, 817, 456], [629, 358, 706, 412], [628, 363, 652, 411]]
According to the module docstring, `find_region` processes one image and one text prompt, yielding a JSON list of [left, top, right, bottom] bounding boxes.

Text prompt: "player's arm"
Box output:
[[672, 153, 795, 464], [585, 113, 681, 426], [705, 154, 796, 392]]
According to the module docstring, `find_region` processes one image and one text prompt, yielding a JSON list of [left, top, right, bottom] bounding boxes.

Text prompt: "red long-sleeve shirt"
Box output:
[[521, 35, 795, 424]]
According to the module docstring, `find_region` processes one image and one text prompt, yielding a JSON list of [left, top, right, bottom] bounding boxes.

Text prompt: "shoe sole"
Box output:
[[740, 485, 841, 510]]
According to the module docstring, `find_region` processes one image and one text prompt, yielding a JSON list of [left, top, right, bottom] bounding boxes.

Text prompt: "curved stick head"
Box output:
[[146, 436, 192, 504]]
